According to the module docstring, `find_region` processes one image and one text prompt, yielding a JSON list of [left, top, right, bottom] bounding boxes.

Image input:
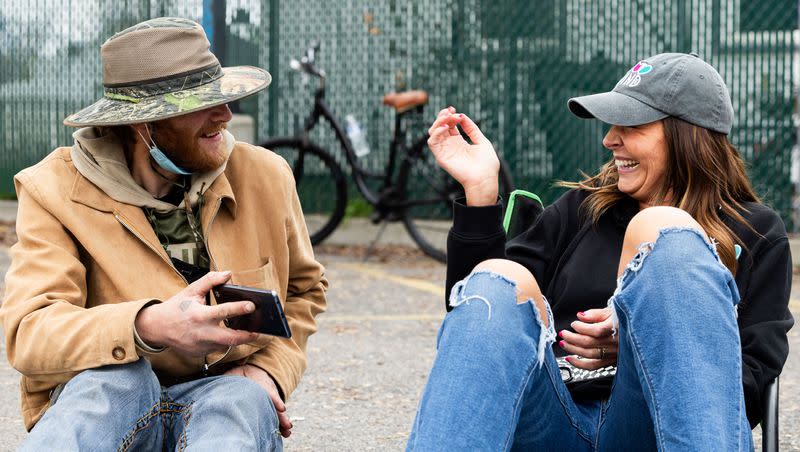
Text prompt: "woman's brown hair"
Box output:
[[560, 116, 760, 273]]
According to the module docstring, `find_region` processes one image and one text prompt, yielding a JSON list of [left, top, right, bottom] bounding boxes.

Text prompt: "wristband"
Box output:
[[133, 324, 167, 354]]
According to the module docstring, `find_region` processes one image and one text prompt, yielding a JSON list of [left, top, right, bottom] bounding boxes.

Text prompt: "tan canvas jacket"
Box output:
[[0, 142, 327, 430]]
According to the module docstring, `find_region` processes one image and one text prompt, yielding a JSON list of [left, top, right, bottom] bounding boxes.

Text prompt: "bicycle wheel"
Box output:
[[259, 137, 347, 245], [401, 150, 514, 262]]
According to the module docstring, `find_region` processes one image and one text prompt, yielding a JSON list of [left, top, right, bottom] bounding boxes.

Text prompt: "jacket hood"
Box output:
[[70, 127, 234, 212]]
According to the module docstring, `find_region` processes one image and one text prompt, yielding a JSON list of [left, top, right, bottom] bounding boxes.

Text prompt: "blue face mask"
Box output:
[[149, 146, 193, 175], [137, 126, 193, 175]]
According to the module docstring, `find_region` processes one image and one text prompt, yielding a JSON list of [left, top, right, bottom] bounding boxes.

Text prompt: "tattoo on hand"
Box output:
[[179, 299, 193, 312]]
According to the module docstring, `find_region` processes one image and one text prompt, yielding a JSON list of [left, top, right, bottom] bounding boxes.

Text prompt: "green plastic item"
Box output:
[[503, 189, 544, 234]]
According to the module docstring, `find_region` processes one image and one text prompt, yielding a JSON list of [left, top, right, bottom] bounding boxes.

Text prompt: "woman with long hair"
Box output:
[[406, 53, 793, 450]]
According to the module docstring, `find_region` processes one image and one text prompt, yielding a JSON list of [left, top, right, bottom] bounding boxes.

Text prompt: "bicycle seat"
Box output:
[[382, 90, 429, 113]]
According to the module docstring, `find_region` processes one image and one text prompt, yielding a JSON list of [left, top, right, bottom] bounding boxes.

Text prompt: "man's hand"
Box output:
[[558, 308, 619, 370], [225, 364, 293, 438], [134, 271, 260, 356], [427, 106, 500, 206]]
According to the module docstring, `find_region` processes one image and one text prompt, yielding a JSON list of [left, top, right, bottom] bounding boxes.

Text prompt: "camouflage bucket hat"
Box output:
[[64, 17, 271, 127]]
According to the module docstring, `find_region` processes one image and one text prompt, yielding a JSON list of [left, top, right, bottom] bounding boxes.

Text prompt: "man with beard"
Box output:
[[0, 18, 327, 451]]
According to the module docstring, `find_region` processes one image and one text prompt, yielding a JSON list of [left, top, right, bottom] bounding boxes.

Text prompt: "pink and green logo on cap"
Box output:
[[617, 61, 653, 88]]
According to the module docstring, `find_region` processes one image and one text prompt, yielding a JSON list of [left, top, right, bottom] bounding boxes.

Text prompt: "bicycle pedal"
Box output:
[[385, 211, 403, 222], [369, 212, 384, 224]]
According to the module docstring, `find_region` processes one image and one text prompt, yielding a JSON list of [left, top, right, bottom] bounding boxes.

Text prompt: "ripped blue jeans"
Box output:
[[407, 228, 752, 451]]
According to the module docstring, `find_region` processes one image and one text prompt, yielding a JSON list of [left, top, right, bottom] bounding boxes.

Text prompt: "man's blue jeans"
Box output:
[[20, 358, 282, 451], [407, 228, 752, 451]]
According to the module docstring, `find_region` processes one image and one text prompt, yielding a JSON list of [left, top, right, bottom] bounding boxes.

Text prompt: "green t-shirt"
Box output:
[[144, 178, 211, 272]]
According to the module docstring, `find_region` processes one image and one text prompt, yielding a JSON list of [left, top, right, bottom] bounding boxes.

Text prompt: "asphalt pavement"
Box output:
[[0, 228, 797, 449]]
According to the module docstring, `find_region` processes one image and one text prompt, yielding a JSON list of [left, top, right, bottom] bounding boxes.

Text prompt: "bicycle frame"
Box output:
[[274, 42, 509, 261], [284, 42, 454, 214], [296, 84, 429, 209]]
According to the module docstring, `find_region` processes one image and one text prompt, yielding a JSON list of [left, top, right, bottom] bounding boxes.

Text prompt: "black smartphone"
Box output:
[[212, 284, 292, 338]]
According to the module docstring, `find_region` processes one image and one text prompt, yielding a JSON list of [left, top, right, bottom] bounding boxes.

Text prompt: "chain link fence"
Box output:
[[1, 0, 797, 228]]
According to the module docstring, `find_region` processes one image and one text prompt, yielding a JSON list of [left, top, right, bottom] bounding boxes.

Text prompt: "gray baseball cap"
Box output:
[[568, 53, 734, 134]]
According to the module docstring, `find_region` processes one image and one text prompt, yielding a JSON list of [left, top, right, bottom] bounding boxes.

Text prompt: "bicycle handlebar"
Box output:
[[306, 41, 319, 63], [289, 41, 326, 79]]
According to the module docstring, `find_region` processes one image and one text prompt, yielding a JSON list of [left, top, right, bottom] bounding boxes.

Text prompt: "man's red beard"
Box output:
[[151, 122, 229, 173]]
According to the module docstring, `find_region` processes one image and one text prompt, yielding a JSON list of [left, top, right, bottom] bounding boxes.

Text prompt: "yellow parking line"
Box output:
[[320, 314, 444, 322], [339, 263, 445, 297]]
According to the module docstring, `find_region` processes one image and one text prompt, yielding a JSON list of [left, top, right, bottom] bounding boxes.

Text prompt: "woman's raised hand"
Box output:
[[428, 107, 500, 206]]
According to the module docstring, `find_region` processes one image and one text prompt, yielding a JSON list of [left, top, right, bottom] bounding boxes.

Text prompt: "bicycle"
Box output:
[[259, 42, 514, 262]]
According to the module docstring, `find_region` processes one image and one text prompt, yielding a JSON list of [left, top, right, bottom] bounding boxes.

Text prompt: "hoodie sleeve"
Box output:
[[736, 235, 794, 427], [444, 198, 507, 309]]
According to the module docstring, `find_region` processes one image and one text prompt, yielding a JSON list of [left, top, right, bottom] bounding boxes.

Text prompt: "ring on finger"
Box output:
[[598, 346, 607, 360]]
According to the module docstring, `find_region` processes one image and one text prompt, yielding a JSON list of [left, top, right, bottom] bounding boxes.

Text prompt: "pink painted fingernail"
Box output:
[[565, 357, 572, 363], [558, 341, 565, 348], [558, 330, 564, 338], [577, 311, 585, 317], [459, 114, 464, 118]]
